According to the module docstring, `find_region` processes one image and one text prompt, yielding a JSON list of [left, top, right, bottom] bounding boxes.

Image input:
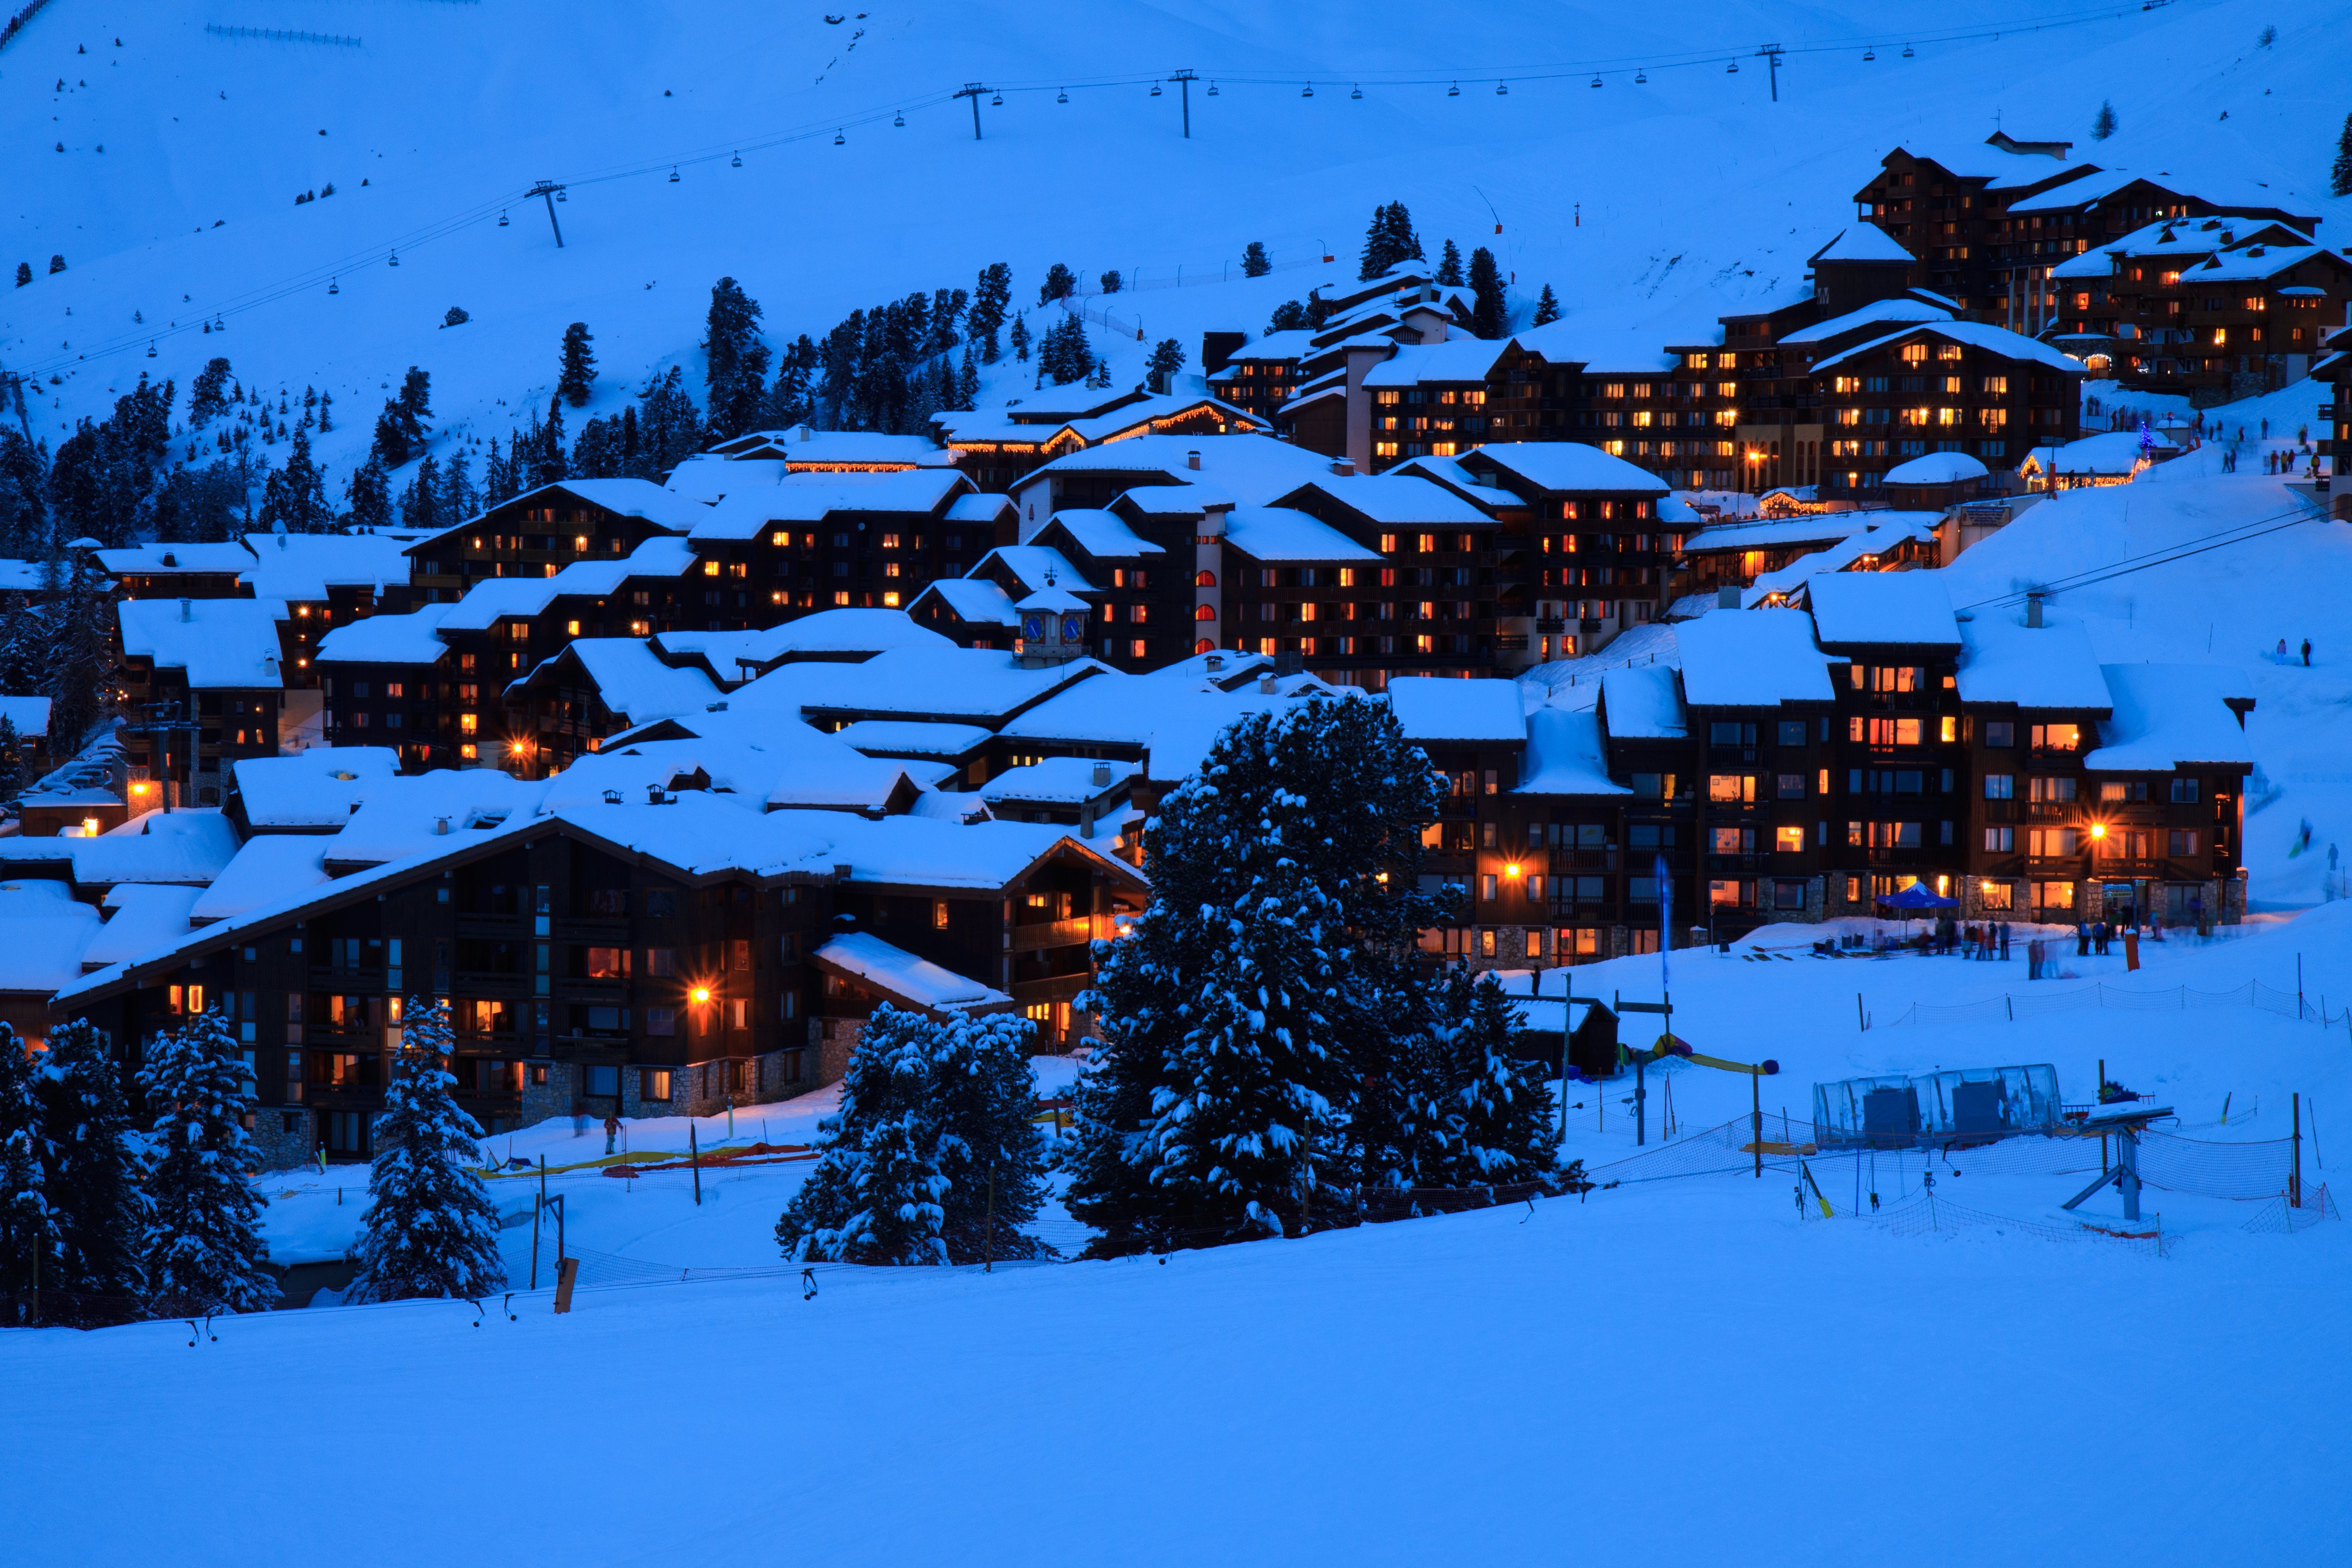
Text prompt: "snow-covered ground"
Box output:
[[8, 897, 2351, 1565]]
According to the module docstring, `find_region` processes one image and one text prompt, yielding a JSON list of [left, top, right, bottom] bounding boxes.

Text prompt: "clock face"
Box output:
[[1060, 614, 1086, 643], [1023, 614, 1047, 642]]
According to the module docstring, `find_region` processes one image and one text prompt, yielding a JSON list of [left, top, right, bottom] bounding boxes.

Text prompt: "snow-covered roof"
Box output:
[[1953, 615, 2112, 712], [1279, 474, 1495, 526], [189, 835, 332, 922], [978, 757, 1137, 806], [1891, 139, 2078, 190], [558, 723, 916, 816], [947, 492, 1015, 526], [1675, 609, 1835, 707], [434, 537, 698, 634], [1740, 518, 1940, 608], [997, 664, 1330, 781], [84, 883, 203, 970], [1043, 508, 1166, 559], [1016, 434, 1337, 506], [979, 544, 1094, 595], [1883, 451, 1989, 485], [656, 609, 954, 670], [730, 645, 1104, 725], [1514, 709, 1631, 797], [534, 639, 722, 725], [2084, 665, 2255, 771], [1809, 321, 2088, 376], [689, 469, 970, 541], [1469, 442, 1672, 496], [2021, 430, 2159, 477], [913, 577, 1022, 628], [1778, 297, 1951, 347], [1360, 336, 1515, 387], [697, 425, 956, 469], [237, 531, 417, 601], [2191, 243, 2340, 285], [93, 541, 253, 577], [1220, 506, 1383, 564], [314, 602, 456, 667], [1016, 585, 1090, 615], [1804, 571, 1960, 649], [812, 931, 1011, 1015], [1686, 515, 1879, 554], [1392, 455, 1524, 512], [832, 720, 995, 758], [0, 879, 101, 995], [0, 808, 241, 887], [1598, 666, 1686, 739], [800, 810, 1143, 892], [117, 597, 288, 689], [1809, 224, 1916, 264], [231, 747, 403, 829], [1388, 677, 1525, 745], [1210, 328, 1317, 365]]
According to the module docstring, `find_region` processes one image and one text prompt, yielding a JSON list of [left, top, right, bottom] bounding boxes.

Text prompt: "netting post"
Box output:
[[1752, 1071, 1762, 1178], [2293, 1093, 2303, 1208]]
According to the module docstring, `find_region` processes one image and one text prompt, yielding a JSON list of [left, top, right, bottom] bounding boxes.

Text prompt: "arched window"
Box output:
[[1194, 638, 1216, 655], [1195, 569, 1216, 587], [1194, 604, 1216, 621]]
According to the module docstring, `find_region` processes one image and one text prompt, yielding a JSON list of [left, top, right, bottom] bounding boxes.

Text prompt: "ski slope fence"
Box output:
[[0, 0, 55, 57], [1878, 978, 2352, 1032], [202, 24, 363, 48]]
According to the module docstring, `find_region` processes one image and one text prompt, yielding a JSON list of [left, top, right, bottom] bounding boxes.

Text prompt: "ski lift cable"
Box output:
[[1951, 503, 2321, 613]]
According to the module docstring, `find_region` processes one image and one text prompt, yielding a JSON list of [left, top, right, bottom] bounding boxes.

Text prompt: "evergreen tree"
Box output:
[[0, 428, 47, 559], [527, 396, 569, 488], [137, 1010, 278, 1314], [38, 1018, 146, 1300], [1009, 314, 1032, 363], [702, 277, 772, 440], [1436, 239, 1465, 287], [39, 553, 113, 752], [1099, 269, 1123, 295], [1067, 694, 1449, 1253], [1242, 240, 1273, 278], [2092, 100, 2118, 141], [317, 390, 334, 434], [397, 453, 443, 531], [969, 262, 1012, 363], [1039, 316, 1094, 385], [1038, 263, 1077, 306], [1304, 290, 1336, 330], [635, 365, 704, 476], [954, 344, 980, 409], [1146, 337, 1187, 393], [2333, 113, 2352, 199], [761, 335, 820, 429], [776, 1006, 1049, 1265], [258, 424, 332, 532], [556, 321, 597, 407], [1418, 968, 1556, 1190], [441, 448, 478, 523], [1358, 201, 1425, 280], [0, 1023, 57, 1304], [481, 437, 518, 506], [188, 357, 234, 429], [0, 717, 26, 799], [370, 368, 433, 467], [344, 456, 392, 530], [350, 1000, 503, 1302], [12, 262, 27, 288], [1267, 300, 1308, 334], [1532, 284, 1561, 326], [1467, 246, 1507, 338]]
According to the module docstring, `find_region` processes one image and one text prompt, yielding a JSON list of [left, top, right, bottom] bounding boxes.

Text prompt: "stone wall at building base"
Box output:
[[249, 1104, 316, 1172]]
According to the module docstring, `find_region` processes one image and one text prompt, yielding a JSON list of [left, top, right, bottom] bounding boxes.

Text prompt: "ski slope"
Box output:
[[3, 0, 2346, 472], [7, 899, 2352, 1566]]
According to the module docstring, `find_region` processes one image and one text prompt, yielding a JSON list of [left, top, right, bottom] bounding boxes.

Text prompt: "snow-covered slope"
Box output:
[[4, 0, 2347, 472]]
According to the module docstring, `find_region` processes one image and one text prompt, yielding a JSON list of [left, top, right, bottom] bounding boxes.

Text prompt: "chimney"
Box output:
[[178, 598, 192, 622], [1090, 761, 1111, 787], [159, 550, 176, 567], [1330, 458, 1356, 476], [2025, 589, 2046, 628], [1203, 652, 1223, 672], [1258, 674, 1278, 694], [1186, 449, 1202, 471], [433, 816, 449, 835]]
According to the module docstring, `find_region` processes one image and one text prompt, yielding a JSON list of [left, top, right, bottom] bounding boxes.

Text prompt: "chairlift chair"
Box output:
[[1727, 58, 1739, 73], [498, 209, 509, 227], [1447, 81, 1459, 97], [1300, 83, 1314, 97], [730, 150, 742, 167], [1057, 88, 1068, 103], [1495, 79, 1508, 95], [991, 91, 1003, 105], [1590, 73, 1602, 88], [893, 110, 904, 126], [1206, 81, 1217, 96], [833, 129, 845, 145], [1149, 82, 1161, 97], [1635, 69, 1647, 83], [1863, 47, 1876, 61], [387, 250, 399, 267], [668, 166, 679, 183], [327, 278, 338, 295], [1902, 43, 1914, 57]]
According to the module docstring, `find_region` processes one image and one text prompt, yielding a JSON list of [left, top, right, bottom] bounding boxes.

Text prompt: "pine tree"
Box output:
[[188, 357, 233, 429], [0, 717, 26, 800], [37, 1018, 146, 1300], [0, 1024, 57, 1304], [1358, 201, 1425, 280], [1009, 314, 1032, 363], [556, 321, 597, 407], [316, 390, 334, 434], [954, 344, 980, 409], [1146, 337, 1187, 393], [969, 262, 1012, 363], [12, 262, 27, 288], [40, 553, 112, 753], [1267, 300, 1308, 334], [441, 448, 478, 523], [1242, 240, 1272, 278], [1436, 239, 1465, 287], [2093, 100, 2118, 141], [1304, 290, 1335, 330], [761, 335, 819, 428], [1037, 263, 1077, 306], [2333, 114, 2352, 199], [481, 437, 517, 506], [0, 428, 47, 559], [1418, 968, 1556, 1190], [1039, 316, 1094, 385], [258, 424, 331, 532], [1099, 269, 1123, 295], [349, 1000, 503, 1302], [635, 365, 704, 476], [1532, 284, 1561, 326], [702, 277, 772, 441], [776, 1006, 1049, 1265], [397, 453, 443, 531], [1068, 695, 1450, 1253], [1468, 247, 1507, 338], [370, 368, 432, 467], [344, 456, 392, 530], [138, 1010, 278, 1314]]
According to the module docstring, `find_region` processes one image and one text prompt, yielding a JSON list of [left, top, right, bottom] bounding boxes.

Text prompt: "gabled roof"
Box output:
[[1809, 224, 1915, 265], [1808, 321, 2088, 376], [1388, 677, 1524, 745], [2085, 665, 2254, 771], [812, 932, 1011, 1017], [232, 748, 403, 829], [1467, 441, 1672, 497], [1514, 709, 1631, 797], [237, 531, 418, 602], [910, 577, 1021, 629], [1675, 608, 1836, 707], [1953, 615, 2111, 712], [1036, 509, 1166, 561], [512, 639, 723, 726], [1804, 571, 1961, 650], [117, 597, 288, 689], [688, 469, 971, 541], [1777, 297, 1950, 347], [1274, 474, 1496, 527], [1597, 666, 1686, 739], [1220, 506, 1382, 564]]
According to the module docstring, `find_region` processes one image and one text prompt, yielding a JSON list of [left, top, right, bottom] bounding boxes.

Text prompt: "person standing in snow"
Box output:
[[603, 1113, 620, 1156], [2303, 639, 2313, 667], [2278, 638, 2290, 663]]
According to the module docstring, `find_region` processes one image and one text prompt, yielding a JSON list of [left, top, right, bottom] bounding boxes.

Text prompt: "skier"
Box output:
[[2303, 638, 2313, 668], [603, 1112, 620, 1155]]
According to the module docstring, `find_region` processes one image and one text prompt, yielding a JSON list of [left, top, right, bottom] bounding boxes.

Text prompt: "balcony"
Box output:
[[1008, 914, 1121, 953]]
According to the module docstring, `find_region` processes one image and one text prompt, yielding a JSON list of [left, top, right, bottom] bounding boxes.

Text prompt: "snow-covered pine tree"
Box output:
[[0, 717, 26, 799], [257, 424, 331, 532], [556, 321, 597, 407], [1420, 967, 1556, 1191], [954, 344, 980, 409], [635, 365, 704, 474], [316, 390, 334, 434], [12, 262, 27, 288], [39, 554, 113, 754], [970, 262, 1012, 363], [1009, 314, 1032, 364], [37, 1018, 147, 1300], [2092, 100, 2118, 141], [1146, 338, 1187, 394], [777, 1005, 1050, 1264], [1037, 263, 1077, 306], [0, 1024, 57, 1305], [137, 1009, 278, 1314], [344, 456, 392, 530], [702, 278, 772, 440], [1532, 284, 1561, 326], [349, 999, 503, 1302], [481, 437, 516, 506], [1099, 269, 1123, 295], [1267, 300, 1308, 333], [2334, 114, 2352, 199], [1436, 239, 1465, 287], [397, 453, 443, 531], [187, 357, 233, 430], [1068, 693, 1449, 1252], [1242, 240, 1272, 278], [1468, 247, 1507, 338], [441, 448, 478, 522]]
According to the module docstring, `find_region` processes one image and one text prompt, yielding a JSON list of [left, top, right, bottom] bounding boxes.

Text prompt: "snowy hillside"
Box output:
[[4, 0, 2348, 473]]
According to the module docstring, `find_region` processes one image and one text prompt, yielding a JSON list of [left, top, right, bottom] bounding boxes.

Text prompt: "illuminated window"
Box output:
[[881, 591, 900, 607], [459, 713, 478, 736], [703, 560, 720, 576], [1775, 825, 1805, 852]]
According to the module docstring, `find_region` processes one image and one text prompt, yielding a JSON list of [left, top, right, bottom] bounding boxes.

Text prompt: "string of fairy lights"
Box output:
[[10, 0, 2198, 380]]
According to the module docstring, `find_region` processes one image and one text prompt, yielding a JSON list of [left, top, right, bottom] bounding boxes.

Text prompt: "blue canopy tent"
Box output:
[[1878, 882, 1958, 910]]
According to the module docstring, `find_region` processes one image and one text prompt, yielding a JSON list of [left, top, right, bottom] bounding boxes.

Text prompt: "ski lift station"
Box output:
[[1812, 1064, 2063, 1149]]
